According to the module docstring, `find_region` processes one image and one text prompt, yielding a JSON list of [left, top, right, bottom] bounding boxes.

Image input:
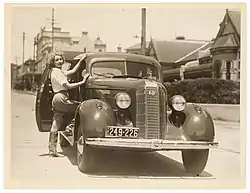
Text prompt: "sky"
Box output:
[[8, 3, 243, 64]]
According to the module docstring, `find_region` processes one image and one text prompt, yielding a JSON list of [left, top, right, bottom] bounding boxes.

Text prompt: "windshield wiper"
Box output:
[[112, 74, 142, 79], [93, 72, 114, 78]]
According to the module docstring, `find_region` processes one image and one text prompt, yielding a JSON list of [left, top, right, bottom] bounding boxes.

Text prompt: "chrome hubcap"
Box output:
[[77, 136, 84, 155]]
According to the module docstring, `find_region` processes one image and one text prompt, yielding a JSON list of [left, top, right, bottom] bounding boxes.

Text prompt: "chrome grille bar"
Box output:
[[136, 80, 161, 139]]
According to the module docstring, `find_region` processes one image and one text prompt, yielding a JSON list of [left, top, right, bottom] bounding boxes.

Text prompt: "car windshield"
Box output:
[[90, 61, 159, 80]]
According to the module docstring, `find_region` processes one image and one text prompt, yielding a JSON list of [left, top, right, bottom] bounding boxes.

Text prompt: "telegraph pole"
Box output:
[[15, 56, 19, 84], [51, 8, 55, 52], [141, 8, 146, 55], [15, 56, 18, 65], [22, 32, 25, 73], [32, 40, 36, 89]]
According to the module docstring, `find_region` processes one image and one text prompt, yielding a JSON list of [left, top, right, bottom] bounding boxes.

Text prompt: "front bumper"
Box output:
[[85, 138, 219, 150]]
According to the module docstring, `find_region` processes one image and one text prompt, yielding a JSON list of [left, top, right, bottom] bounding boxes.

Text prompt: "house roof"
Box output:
[[211, 33, 238, 49], [63, 50, 87, 61], [94, 36, 106, 46], [175, 41, 213, 63], [125, 41, 150, 51], [228, 10, 241, 35], [58, 33, 98, 53], [151, 39, 206, 63]]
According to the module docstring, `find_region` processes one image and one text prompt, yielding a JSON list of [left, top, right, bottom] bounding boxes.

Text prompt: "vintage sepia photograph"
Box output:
[[4, 2, 247, 189]]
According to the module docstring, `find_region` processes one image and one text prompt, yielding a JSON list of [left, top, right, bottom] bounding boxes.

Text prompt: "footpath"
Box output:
[[15, 90, 240, 123]]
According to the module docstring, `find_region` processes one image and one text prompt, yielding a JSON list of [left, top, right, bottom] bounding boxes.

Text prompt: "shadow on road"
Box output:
[[60, 147, 212, 178]]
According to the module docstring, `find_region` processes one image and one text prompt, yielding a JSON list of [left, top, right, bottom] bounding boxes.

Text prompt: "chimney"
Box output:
[[117, 46, 122, 52], [82, 31, 88, 35], [176, 36, 185, 40]]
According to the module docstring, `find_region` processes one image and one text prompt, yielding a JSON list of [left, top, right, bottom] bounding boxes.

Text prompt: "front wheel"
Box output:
[[182, 149, 209, 176], [76, 125, 97, 173]]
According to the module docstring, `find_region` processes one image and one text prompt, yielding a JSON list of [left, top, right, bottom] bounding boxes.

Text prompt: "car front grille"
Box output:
[[136, 81, 166, 139]]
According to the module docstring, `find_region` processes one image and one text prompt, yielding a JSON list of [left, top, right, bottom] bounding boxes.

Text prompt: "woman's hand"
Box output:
[[82, 73, 90, 83], [79, 54, 87, 63], [65, 55, 87, 76]]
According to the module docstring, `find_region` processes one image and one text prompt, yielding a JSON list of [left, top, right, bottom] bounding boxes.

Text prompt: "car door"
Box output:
[[35, 64, 54, 132]]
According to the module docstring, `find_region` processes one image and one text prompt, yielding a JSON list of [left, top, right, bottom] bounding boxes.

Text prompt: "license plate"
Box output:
[[105, 126, 139, 138]]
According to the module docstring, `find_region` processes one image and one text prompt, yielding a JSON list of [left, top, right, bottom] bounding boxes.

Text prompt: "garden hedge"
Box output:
[[163, 78, 240, 104]]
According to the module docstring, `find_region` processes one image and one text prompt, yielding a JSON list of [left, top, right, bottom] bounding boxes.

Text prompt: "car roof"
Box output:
[[73, 52, 161, 69]]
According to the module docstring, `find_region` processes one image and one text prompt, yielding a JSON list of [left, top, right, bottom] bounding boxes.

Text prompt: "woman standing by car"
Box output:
[[48, 52, 90, 157]]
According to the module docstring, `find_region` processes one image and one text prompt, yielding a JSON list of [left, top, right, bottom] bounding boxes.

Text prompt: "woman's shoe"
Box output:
[[49, 150, 63, 157], [48, 131, 63, 157]]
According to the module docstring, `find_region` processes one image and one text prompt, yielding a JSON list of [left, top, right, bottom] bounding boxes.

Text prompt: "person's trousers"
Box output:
[[49, 91, 80, 153], [50, 91, 80, 133]]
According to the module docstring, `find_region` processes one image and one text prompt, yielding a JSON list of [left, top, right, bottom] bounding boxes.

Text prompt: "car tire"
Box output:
[[182, 149, 209, 176], [76, 125, 97, 173]]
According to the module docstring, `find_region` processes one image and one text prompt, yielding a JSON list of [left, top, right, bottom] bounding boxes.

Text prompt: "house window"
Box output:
[[98, 49, 102, 52]]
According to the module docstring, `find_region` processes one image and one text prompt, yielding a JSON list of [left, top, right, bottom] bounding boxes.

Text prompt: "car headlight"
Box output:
[[171, 95, 186, 111], [115, 93, 131, 109]]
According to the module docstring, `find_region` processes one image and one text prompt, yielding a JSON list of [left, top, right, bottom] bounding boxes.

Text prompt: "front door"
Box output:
[[35, 64, 54, 132]]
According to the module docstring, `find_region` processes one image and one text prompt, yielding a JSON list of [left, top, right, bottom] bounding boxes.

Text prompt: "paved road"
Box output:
[[7, 91, 244, 188]]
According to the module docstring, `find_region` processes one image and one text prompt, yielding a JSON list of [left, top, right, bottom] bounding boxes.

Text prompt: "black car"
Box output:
[[35, 52, 218, 175]]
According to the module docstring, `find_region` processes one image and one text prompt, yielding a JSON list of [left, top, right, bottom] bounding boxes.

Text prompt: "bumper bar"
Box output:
[[85, 138, 219, 150]]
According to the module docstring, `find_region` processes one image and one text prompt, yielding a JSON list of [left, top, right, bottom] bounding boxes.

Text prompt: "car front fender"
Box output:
[[74, 99, 117, 139], [181, 103, 215, 142]]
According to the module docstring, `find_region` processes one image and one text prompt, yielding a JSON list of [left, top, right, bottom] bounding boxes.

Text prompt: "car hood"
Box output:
[[86, 77, 159, 90]]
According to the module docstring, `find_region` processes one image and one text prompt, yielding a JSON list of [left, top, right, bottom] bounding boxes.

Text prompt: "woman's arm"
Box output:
[[63, 55, 87, 76], [62, 73, 90, 89]]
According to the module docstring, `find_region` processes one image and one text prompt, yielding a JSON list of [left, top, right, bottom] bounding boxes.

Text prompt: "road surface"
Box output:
[[7, 91, 244, 188]]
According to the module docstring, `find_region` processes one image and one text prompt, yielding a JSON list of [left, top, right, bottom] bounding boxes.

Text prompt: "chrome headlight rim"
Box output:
[[115, 92, 131, 109], [170, 95, 186, 111]]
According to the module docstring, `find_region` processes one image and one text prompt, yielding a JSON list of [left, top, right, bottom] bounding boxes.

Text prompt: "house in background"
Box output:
[[169, 41, 214, 81], [34, 27, 73, 74], [22, 59, 39, 90], [31, 28, 107, 88], [11, 63, 18, 86], [174, 41, 214, 66], [125, 41, 150, 54], [34, 28, 107, 72], [131, 9, 241, 83], [210, 9, 240, 81], [59, 31, 107, 61], [125, 36, 211, 82], [170, 9, 241, 82], [146, 36, 208, 71]]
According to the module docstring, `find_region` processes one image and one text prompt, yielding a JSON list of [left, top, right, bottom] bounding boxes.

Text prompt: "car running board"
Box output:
[[59, 130, 74, 146]]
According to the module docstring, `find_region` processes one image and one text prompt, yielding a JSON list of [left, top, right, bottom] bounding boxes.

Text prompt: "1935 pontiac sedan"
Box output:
[[35, 52, 218, 175]]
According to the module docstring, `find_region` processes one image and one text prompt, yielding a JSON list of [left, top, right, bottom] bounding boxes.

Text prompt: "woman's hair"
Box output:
[[48, 52, 65, 67]]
